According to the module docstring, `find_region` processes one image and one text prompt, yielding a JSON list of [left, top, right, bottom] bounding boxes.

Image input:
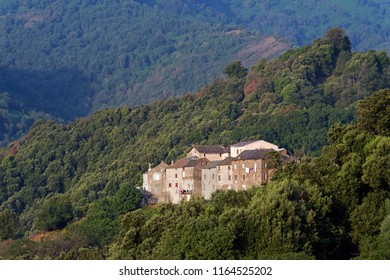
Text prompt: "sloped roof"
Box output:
[[167, 156, 209, 169], [230, 140, 258, 148], [168, 156, 198, 169], [143, 161, 168, 174], [217, 156, 233, 166], [190, 145, 229, 154], [231, 140, 278, 150], [234, 149, 275, 160], [204, 160, 223, 169], [185, 157, 209, 167]]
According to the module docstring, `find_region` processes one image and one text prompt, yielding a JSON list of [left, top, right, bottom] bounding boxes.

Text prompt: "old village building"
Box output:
[[142, 162, 169, 203], [165, 156, 209, 204], [231, 149, 275, 191], [143, 140, 289, 204]]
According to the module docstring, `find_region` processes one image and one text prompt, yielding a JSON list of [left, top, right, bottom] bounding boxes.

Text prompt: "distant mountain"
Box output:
[[152, 0, 390, 52], [0, 0, 389, 146], [0, 0, 275, 118]]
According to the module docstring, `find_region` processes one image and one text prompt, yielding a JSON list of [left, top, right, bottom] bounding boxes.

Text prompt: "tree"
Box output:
[[357, 89, 390, 136], [34, 194, 74, 231], [0, 209, 18, 240], [111, 184, 142, 215], [322, 27, 351, 52], [223, 61, 248, 79]]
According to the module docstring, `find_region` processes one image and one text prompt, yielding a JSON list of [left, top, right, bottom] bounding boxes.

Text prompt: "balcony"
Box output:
[[179, 189, 193, 195]]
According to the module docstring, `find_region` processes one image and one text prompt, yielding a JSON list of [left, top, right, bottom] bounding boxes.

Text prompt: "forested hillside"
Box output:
[[0, 0, 267, 146], [182, 0, 390, 51], [0, 30, 389, 259], [1, 0, 390, 146], [109, 89, 390, 260]]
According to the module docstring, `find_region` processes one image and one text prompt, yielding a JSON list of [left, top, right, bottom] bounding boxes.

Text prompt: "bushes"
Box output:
[[34, 194, 74, 231]]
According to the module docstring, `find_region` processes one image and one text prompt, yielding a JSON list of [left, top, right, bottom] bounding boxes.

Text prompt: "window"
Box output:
[[264, 162, 267, 168], [228, 175, 231, 181], [175, 183, 178, 188], [212, 174, 215, 179], [242, 174, 246, 181], [242, 163, 246, 169], [254, 163, 257, 172], [169, 183, 172, 188], [175, 173, 178, 178], [236, 149, 239, 155], [217, 166, 220, 171], [234, 175, 237, 181], [228, 165, 231, 170], [218, 175, 221, 181], [234, 164, 237, 169], [182, 171, 185, 177], [263, 173, 267, 180]]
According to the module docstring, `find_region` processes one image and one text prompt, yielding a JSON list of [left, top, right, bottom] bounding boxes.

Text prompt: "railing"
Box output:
[[179, 189, 193, 195]]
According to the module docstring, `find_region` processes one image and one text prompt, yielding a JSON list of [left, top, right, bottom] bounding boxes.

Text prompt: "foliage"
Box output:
[[224, 61, 248, 80], [0, 209, 19, 240], [1, 1, 390, 145], [0, 0, 261, 146], [0, 92, 37, 147], [0, 32, 389, 260], [33, 194, 74, 231], [108, 180, 333, 260]]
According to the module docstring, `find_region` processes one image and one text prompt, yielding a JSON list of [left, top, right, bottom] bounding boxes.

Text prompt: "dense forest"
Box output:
[[1, 0, 390, 146], [0, 29, 389, 259], [0, 0, 266, 146]]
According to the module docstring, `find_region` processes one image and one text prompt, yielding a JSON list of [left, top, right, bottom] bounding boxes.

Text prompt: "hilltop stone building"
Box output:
[[231, 149, 275, 191], [142, 162, 169, 203], [165, 156, 209, 204], [201, 160, 221, 199], [216, 156, 234, 191], [142, 140, 290, 204]]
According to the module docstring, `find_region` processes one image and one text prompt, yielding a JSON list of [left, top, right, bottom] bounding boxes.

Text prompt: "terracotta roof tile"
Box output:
[[217, 156, 233, 166], [167, 157, 209, 169], [167, 156, 198, 169]]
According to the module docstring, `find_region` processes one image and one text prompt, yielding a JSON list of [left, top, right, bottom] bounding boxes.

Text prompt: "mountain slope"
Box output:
[[153, 0, 390, 52], [1, 0, 390, 146], [0, 31, 389, 258], [0, 0, 268, 119]]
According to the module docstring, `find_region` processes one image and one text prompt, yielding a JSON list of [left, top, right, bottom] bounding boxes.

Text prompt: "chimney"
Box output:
[[148, 163, 152, 172]]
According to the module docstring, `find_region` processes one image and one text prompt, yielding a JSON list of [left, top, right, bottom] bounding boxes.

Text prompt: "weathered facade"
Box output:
[[201, 160, 221, 199], [166, 157, 209, 203], [216, 156, 234, 191], [232, 149, 275, 191], [142, 162, 169, 203]]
